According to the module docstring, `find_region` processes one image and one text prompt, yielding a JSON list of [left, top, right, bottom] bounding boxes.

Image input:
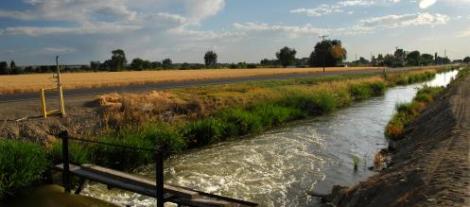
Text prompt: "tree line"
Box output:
[[1, 40, 469, 75], [350, 48, 459, 67]]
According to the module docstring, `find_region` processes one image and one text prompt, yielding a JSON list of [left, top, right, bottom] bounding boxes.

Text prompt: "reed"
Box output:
[[0, 139, 49, 200]]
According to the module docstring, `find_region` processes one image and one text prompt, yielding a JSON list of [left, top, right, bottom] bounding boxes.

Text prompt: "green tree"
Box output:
[[276, 46, 297, 67], [9, 60, 20, 74], [162, 58, 172, 68], [393, 48, 406, 67], [463, 56, 470, 64], [90, 61, 101, 71], [352, 57, 370, 66], [406, 50, 421, 66], [383, 54, 395, 67], [204, 51, 218, 67], [375, 54, 385, 66], [309, 40, 347, 67], [420, 54, 434, 66], [110, 49, 127, 71], [0, 61, 8, 74], [130, 58, 145, 70]]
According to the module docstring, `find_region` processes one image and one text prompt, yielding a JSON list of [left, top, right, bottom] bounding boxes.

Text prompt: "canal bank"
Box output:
[[323, 69, 470, 207], [0, 68, 459, 206], [78, 70, 460, 206]]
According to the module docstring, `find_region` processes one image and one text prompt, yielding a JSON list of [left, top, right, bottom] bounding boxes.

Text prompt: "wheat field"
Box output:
[[0, 67, 379, 95]]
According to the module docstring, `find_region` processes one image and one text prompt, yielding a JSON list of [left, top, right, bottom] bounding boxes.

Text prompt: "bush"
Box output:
[[312, 92, 338, 113], [0, 139, 49, 200], [94, 123, 185, 169], [51, 141, 92, 165], [251, 104, 303, 127], [218, 108, 262, 136], [184, 118, 225, 147], [350, 84, 373, 100], [385, 86, 443, 140]]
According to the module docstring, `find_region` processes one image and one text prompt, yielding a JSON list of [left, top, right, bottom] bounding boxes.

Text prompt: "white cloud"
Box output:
[[360, 12, 449, 28], [290, 5, 343, 17], [233, 22, 327, 35], [0, 0, 227, 36], [419, 0, 437, 9], [184, 0, 225, 23], [0, 23, 140, 36], [291, 0, 398, 17], [233, 12, 448, 38], [233, 22, 372, 37], [168, 27, 244, 41]]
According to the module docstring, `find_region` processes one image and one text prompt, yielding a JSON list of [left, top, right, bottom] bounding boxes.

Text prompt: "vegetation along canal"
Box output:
[[80, 70, 459, 207]]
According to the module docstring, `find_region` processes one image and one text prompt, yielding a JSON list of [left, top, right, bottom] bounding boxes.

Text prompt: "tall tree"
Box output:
[[376, 54, 385, 66], [130, 58, 145, 70], [309, 40, 347, 67], [162, 58, 172, 68], [420, 54, 434, 66], [393, 48, 406, 67], [463, 56, 470, 64], [406, 50, 421, 66], [204, 51, 218, 67], [0, 61, 8, 74], [9, 60, 19, 74], [276, 46, 297, 67], [110, 49, 127, 71]]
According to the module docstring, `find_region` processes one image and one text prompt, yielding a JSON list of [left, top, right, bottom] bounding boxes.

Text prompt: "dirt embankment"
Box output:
[[324, 73, 470, 206]]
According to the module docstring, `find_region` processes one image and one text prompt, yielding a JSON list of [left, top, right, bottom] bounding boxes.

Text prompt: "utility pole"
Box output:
[[319, 35, 328, 72]]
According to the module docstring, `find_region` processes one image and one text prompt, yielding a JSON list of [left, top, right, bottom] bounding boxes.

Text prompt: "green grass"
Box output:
[[385, 86, 444, 140], [390, 71, 436, 85], [0, 139, 49, 200], [51, 69, 440, 169], [93, 123, 185, 169]]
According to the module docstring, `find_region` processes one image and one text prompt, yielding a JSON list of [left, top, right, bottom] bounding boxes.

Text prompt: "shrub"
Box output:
[[94, 123, 185, 169], [183, 118, 225, 147], [350, 84, 373, 100], [218, 108, 262, 136], [51, 141, 92, 165], [385, 86, 444, 140], [251, 104, 303, 127], [0, 139, 49, 200], [312, 92, 338, 113]]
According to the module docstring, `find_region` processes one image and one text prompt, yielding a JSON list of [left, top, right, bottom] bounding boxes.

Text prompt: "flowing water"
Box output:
[[82, 70, 459, 207]]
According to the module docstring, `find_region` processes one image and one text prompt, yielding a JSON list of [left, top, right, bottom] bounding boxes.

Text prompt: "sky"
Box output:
[[0, 0, 469, 65]]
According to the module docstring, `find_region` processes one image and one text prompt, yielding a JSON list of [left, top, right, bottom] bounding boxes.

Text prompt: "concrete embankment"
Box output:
[[324, 71, 470, 207]]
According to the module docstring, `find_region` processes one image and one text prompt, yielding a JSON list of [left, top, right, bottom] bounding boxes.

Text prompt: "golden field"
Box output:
[[0, 67, 378, 95]]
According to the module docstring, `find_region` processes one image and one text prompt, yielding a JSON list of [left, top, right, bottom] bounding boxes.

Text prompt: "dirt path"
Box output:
[[325, 72, 470, 207]]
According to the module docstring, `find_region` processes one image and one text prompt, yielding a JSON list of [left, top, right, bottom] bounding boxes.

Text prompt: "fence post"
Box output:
[[40, 89, 47, 118], [59, 131, 71, 193], [155, 147, 165, 207], [58, 86, 66, 117]]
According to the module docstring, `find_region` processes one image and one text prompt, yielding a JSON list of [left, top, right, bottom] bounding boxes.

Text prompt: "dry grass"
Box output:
[[99, 75, 385, 126], [0, 67, 378, 95]]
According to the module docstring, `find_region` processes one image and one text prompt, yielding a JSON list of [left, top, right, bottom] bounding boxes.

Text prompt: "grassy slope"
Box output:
[[55, 68, 442, 169]]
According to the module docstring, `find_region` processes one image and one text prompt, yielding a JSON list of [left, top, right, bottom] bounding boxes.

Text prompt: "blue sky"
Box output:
[[0, 0, 469, 65]]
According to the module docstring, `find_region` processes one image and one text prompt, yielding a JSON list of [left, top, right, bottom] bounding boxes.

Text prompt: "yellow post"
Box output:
[[40, 88, 47, 118], [59, 86, 66, 117]]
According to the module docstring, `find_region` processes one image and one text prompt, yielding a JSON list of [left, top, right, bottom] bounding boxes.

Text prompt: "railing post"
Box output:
[[40, 88, 47, 118], [59, 131, 71, 193], [155, 147, 164, 207], [58, 86, 66, 117]]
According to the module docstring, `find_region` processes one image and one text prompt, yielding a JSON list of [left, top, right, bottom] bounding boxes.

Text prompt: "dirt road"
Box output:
[[324, 70, 470, 207]]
